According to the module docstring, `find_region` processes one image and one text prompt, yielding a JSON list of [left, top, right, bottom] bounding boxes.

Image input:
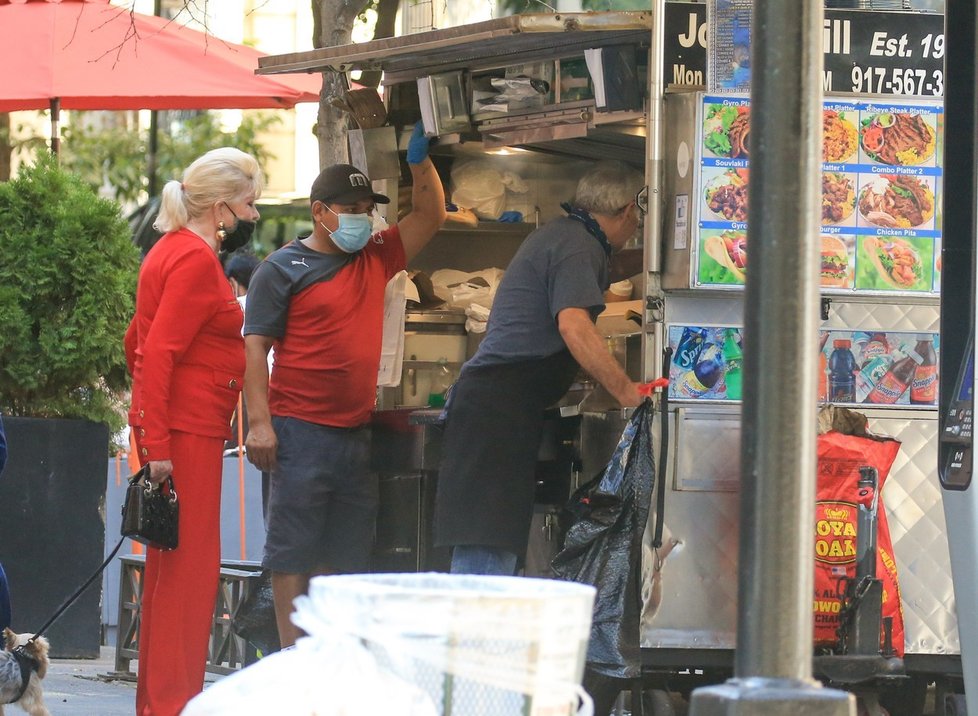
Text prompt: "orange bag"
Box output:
[[814, 418, 904, 656]]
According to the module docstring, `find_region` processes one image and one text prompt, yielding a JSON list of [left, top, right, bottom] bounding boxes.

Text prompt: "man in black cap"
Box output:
[[243, 123, 445, 647]]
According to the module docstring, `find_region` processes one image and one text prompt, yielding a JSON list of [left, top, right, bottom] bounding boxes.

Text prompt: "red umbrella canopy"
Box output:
[[0, 0, 321, 111]]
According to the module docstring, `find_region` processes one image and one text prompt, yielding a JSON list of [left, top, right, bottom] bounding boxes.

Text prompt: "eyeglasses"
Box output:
[[635, 186, 649, 216]]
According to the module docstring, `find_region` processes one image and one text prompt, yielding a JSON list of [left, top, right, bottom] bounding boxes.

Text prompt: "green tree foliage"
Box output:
[[57, 110, 281, 205], [0, 155, 140, 430]]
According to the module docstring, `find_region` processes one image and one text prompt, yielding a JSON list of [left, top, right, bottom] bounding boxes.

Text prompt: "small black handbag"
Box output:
[[121, 465, 179, 550]]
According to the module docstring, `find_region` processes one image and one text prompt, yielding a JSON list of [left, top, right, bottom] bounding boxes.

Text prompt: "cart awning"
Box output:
[[257, 12, 653, 83]]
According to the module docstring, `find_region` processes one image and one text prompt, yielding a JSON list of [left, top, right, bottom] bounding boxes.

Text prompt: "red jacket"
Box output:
[[125, 229, 245, 462]]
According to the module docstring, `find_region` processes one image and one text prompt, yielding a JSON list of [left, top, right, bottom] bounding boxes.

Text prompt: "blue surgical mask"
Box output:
[[322, 208, 373, 253]]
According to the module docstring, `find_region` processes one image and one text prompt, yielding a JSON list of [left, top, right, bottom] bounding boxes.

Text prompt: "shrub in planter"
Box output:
[[0, 156, 139, 657], [0, 155, 139, 430]]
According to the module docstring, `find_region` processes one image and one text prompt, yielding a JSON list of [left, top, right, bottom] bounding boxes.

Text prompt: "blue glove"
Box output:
[[498, 211, 523, 223], [406, 121, 430, 165]]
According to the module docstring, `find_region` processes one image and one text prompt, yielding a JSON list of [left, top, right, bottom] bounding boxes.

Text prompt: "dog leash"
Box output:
[[24, 536, 126, 646], [4, 536, 125, 706]]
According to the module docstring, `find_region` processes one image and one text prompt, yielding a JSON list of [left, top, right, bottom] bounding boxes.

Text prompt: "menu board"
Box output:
[[693, 94, 943, 296], [668, 324, 940, 407]]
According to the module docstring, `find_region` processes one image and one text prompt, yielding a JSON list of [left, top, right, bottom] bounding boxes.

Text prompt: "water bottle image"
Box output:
[[828, 339, 858, 403]]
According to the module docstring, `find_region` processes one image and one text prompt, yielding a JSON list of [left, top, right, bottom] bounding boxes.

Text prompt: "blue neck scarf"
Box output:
[[561, 202, 612, 257]]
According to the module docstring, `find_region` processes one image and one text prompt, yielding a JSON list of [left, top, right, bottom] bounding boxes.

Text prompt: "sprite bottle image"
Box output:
[[722, 329, 743, 400]]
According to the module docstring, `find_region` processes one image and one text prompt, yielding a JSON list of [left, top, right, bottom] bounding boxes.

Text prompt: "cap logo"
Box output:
[[349, 173, 369, 188]]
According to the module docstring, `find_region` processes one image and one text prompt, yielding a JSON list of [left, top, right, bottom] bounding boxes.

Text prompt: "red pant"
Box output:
[[135, 430, 224, 716]]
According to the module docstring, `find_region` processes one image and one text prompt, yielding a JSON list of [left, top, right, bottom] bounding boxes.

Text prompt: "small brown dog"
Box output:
[[0, 628, 50, 716]]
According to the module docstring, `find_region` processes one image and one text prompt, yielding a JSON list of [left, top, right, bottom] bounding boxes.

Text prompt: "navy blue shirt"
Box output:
[[465, 216, 609, 370]]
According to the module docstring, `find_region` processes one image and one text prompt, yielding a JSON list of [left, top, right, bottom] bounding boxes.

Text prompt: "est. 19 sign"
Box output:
[[834, 12, 944, 97], [664, 4, 945, 98]]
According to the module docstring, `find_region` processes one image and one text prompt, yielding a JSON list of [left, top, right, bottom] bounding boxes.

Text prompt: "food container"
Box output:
[[604, 279, 633, 303]]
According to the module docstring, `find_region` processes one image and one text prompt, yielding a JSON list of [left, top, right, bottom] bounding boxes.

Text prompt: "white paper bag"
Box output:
[[377, 271, 408, 387]]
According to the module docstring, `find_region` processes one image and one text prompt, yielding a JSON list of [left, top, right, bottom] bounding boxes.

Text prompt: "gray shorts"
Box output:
[[262, 416, 378, 574]]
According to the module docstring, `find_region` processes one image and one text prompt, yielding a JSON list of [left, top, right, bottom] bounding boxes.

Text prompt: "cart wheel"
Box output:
[[643, 689, 678, 716]]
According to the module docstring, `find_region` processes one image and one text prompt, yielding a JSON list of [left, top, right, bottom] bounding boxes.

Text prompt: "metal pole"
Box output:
[[147, 0, 163, 197], [690, 0, 853, 711], [49, 98, 60, 157], [644, 0, 666, 384], [941, 0, 978, 705]]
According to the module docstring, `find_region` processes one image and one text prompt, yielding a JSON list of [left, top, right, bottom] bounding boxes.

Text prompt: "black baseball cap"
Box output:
[[310, 164, 390, 206]]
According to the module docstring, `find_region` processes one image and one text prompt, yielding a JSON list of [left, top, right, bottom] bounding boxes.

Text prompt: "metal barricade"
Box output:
[[115, 555, 265, 676]]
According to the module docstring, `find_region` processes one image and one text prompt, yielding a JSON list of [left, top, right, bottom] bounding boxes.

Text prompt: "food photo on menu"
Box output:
[[859, 111, 937, 167], [822, 108, 859, 164], [855, 236, 935, 292], [703, 167, 749, 222], [856, 173, 936, 230], [698, 229, 747, 285], [702, 102, 751, 159], [821, 171, 857, 226], [820, 235, 855, 289]]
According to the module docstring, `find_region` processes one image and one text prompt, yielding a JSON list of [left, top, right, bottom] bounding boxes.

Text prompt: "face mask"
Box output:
[[322, 209, 373, 253], [220, 203, 256, 253]]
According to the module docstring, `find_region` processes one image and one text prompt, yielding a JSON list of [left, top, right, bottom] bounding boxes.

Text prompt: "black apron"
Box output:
[[433, 350, 579, 555]]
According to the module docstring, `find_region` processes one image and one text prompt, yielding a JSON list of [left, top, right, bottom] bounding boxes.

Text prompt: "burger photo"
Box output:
[[820, 235, 851, 288]]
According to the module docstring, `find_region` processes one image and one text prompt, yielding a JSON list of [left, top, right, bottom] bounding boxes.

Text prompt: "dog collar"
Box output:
[[7, 645, 39, 704]]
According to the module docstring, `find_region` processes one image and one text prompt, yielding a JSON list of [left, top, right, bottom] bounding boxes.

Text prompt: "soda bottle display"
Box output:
[[855, 355, 892, 403], [828, 339, 858, 403], [910, 334, 938, 405], [866, 349, 923, 404], [674, 327, 708, 370], [722, 329, 743, 400], [678, 344, 724, 398], [860, 332, 890, 367]]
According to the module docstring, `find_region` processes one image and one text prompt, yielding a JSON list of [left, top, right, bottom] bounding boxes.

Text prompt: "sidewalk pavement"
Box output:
[[42, 647, 221, 715]]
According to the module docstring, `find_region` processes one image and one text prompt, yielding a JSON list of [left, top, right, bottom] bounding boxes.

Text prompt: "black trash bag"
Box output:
[[552, 398, 655, 682], [231, 569, 281, 657]]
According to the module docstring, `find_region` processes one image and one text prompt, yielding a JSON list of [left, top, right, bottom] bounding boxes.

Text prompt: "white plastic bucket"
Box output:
[[293, 573, 597, 716]]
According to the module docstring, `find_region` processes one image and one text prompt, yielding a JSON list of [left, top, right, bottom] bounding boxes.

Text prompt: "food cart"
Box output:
[[258, 6, 956, 713]]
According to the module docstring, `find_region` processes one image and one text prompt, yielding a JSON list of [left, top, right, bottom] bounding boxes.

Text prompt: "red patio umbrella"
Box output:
[[0, 0, 322, 151]]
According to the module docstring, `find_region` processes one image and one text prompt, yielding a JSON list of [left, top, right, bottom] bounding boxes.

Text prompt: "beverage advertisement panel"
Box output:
[[668, 324, 939, 407]]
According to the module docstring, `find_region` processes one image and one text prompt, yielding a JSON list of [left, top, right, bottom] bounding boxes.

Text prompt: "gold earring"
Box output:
[[217, 221, 227, 242]]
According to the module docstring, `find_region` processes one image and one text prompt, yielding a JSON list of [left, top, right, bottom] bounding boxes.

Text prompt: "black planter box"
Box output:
[[0, 417, 108, 658]]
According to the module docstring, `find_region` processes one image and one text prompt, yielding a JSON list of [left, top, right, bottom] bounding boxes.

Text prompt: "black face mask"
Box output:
[[220, 202, 256, 253]]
